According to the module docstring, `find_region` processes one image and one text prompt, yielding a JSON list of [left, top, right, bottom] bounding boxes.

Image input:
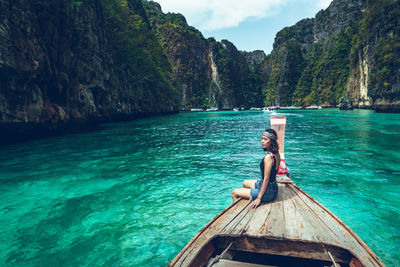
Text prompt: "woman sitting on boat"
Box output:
[[232, 129, 280, 208]]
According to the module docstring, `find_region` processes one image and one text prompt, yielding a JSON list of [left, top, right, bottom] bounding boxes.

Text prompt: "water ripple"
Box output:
[[0, 109, 399, 266]]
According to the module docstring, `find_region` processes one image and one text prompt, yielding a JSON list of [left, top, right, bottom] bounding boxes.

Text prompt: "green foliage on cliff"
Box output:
[[211, 40, 264, 109], [104, 0, 400, 110], [371, 36, 400, 92], [100, 0, 178, 112], [143, 0, 212, 109], [357, 0, 400, 99], [263, 6, 359, 106], [263, 40, 305, 106], [307, 29, 353, 105]]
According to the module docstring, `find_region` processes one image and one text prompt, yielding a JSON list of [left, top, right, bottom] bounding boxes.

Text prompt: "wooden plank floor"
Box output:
[[170, 177, 384, 267]]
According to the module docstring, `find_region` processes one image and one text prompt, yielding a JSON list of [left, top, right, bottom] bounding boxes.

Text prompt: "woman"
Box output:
[[232, 129, 280, 209]]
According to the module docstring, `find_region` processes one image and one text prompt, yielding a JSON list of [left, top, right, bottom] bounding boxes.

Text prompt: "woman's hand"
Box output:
[[249, 198, 261, 209]]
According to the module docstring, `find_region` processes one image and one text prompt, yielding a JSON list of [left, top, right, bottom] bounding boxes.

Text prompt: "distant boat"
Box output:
[[280, 106, 302, 110], [305, 105, 322, 110], [233, 108, 239, 111], [250, 107, 262, 111], [206, 108, 218, 111], [262, 106, 277, 113], [169, 116, 384, 267], [190, 108, 203, 112]]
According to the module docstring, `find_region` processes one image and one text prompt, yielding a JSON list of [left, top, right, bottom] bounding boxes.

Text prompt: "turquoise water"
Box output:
[[0, 109, 399, 266]]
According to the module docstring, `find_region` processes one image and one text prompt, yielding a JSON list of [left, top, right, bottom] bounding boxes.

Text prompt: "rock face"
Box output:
[[348, 0, 400, 112], [0, 0, 178, 141], [261, 0, 400, 111], [261, 0, 364, 107], [143, 1, 212, 110], [1, 0, 399, 143], [338, 97, 353, 110], [208, 39, 263, 109], [143, 1, 265, 110]]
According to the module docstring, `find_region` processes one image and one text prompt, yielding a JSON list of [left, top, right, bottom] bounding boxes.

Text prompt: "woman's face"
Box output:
[[261, 135, 271, 150]]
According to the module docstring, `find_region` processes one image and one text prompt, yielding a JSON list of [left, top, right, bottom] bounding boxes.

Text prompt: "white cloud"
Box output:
[[316, 0, 332, 9], [155, 0, 333, 31], [156, 0, 286, 31]]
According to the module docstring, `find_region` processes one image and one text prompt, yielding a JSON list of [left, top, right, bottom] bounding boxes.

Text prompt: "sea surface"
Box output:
[[0, 109, 399, 266]]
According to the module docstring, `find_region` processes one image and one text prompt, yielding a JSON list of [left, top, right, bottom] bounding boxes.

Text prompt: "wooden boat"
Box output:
[[169, 117, 385, 267]]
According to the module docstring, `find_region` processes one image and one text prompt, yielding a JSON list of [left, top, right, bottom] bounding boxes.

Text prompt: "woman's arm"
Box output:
[[249, 154, 274, 209]]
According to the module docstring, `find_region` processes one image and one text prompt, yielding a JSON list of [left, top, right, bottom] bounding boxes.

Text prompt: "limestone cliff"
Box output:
[[262, 0, 364, 107], [0, 0, 178, 141], [1, 0, 400, 144], [348, 0, 400, 112], [143, 1, 212, 110], [261, 0, 400, 111], [143, 1, 265, 110]]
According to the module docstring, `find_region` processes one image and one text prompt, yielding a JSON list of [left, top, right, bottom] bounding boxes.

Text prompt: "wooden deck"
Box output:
[[169, 177, 385, 267]]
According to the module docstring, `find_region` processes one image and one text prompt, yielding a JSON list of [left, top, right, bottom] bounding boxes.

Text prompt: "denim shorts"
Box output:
[[250, 180, 278, 202]]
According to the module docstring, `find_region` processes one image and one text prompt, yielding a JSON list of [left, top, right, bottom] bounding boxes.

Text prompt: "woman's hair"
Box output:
[[262, 128, 280, 170]]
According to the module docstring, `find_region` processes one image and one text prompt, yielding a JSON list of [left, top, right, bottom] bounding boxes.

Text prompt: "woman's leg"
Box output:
[[243, 179, 257, 189], [232, 188, 251, 202]]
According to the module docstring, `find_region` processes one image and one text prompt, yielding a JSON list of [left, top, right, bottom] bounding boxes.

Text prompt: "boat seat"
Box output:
[[212, 259, 277, 267]]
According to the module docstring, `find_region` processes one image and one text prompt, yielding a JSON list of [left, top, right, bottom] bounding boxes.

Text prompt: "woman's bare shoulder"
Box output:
[[263, 153, 274, 163]]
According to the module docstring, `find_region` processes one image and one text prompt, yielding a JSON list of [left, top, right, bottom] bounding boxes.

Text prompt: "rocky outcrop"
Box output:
[[143, 1, 265, 110], [143, 1, 212, 110], [338, 97, 353, 110], [0, 0, 178, 142], [262, 0, 400, 111], [348, 46, 372, 108], [1, 0, 399, 144], [242, 50, 266, 70], [262, 0, 364, 107], [353, 0, 400, 112]]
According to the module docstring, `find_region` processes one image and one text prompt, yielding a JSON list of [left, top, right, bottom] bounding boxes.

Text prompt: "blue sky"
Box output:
[[155, 0, 333, 54]]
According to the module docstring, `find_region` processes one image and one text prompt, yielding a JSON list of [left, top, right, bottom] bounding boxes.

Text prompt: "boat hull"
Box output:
[[169, 178, 384, 267]]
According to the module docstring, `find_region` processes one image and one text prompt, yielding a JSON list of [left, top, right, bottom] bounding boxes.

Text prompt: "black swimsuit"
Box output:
[[250, 153, 279, 202]]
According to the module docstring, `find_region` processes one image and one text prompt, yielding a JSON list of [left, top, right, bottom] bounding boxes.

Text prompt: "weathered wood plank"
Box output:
[[244, 201, 272, 236], [285, 185, 334, 243], [290, 184, 384, 267], [215, 200, 251, 235], [187, 239, 215, 267], [276, 175, 292, 183], [230, 236, 350, 263], [213, 259, 277, 267], [262, 183, 286, 238], [285, 186, 317, 241], [175, 200, 252, 266], [228, 204, 258, 236], [290, 185, 356, 247], [175, 234, 209, 267], [219, 204, 251, 235], [170, 200, 242, 266], [282, 184, 303, 239]]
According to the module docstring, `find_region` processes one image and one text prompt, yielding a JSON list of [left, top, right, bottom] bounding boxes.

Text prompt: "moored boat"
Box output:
[[263, 107, 277, 113], [279, 106, 302, 110], [305, 105, 322, 110], [169, 116, 384, 267]]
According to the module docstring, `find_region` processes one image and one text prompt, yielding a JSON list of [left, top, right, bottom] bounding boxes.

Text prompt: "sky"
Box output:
[[155, 0, 333, 54]]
